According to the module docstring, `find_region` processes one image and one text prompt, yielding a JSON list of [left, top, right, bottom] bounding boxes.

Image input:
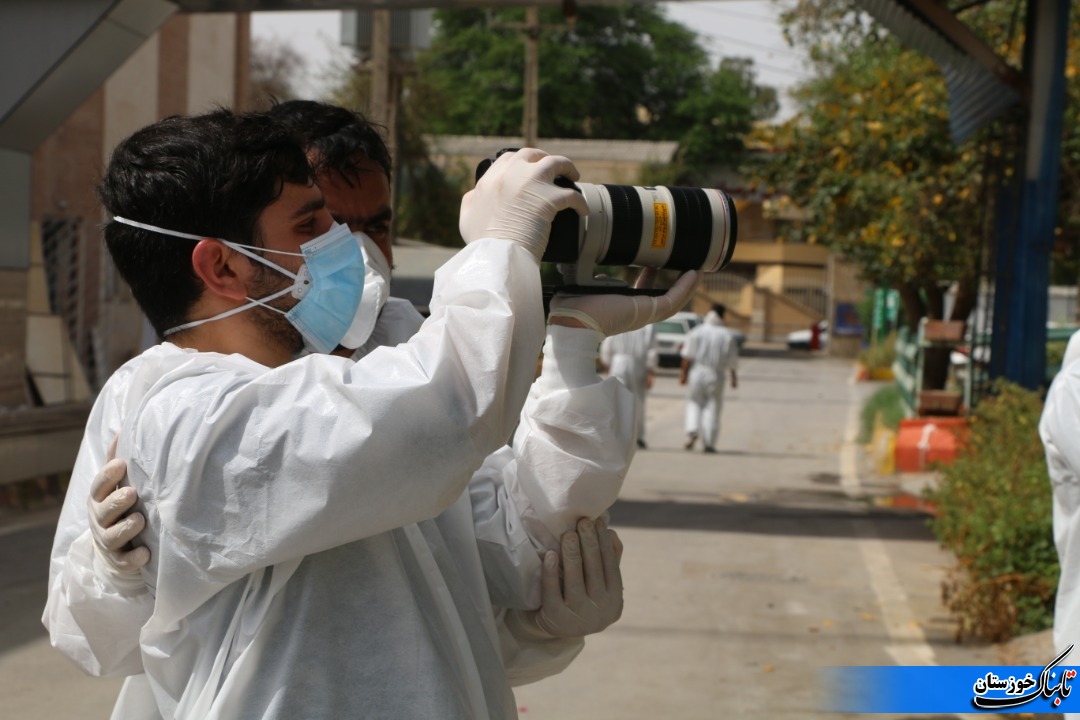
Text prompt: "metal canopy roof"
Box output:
[[853, 0, 1026, 143], [172, 0, 647, 9]]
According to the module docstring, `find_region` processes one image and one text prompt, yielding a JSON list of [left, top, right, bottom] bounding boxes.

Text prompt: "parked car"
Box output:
[[653, 312, 746, 367], [654, 312, 702, 368], [787, 320, 829, 350]]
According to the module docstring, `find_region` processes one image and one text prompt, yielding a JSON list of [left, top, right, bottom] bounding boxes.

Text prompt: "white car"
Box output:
[[787, 320, 829, 350], [653, 312, 702, 368]]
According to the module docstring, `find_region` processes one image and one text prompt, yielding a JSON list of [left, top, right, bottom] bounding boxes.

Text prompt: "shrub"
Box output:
[[858, 383, 906, 444], [924, 381, 1057, 643], [857, 333, 897, 372]]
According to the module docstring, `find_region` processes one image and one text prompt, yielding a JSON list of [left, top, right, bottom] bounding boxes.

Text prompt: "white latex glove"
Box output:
[[548, 268, 702, 337], [88, 437, 150, 585], [459, 148, 590, 261], [514, 517, 625, 638]]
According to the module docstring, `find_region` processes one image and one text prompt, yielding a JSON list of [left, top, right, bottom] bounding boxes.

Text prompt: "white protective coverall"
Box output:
[[681, 313, 739, 450], [1040, 329, 1080, 720], [600, 325, 657, 445], [43, 238, 636, 720]]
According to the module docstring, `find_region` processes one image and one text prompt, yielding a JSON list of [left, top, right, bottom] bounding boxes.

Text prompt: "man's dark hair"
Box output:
[[712, 303, 727, 318], [99, 109, 311, 338], [267, 100, 391, 183]]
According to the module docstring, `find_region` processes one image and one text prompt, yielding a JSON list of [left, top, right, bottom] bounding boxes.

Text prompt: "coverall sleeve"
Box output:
[[123, 239, 548, 625], [46, 531, 153, 677], [42, 363, 153, 677], [467, 325, 636, 681]]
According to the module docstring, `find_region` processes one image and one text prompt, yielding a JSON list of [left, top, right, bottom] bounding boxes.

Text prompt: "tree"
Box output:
[[325, 6, 780, 246], [753, 0, 1065, 389], [411, 6, 776, 181]]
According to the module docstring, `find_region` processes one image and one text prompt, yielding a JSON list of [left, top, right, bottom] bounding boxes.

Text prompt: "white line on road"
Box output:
[[840, 373, 861, 495], [842, 374, 984, 720], [843, 373, 935, 666]]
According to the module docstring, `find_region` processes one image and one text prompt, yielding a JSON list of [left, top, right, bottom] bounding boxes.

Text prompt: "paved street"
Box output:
[[0, 347, 1032, 718]]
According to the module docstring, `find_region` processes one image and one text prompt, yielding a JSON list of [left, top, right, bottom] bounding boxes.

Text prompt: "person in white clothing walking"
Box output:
[[680, 304, 739, 453], [600, 324, 658, 449]]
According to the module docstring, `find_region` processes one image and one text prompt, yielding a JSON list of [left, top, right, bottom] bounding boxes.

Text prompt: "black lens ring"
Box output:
[[718, 191, 738, 270], [667, 188, 711, 271], [600, 185, 642, 266]]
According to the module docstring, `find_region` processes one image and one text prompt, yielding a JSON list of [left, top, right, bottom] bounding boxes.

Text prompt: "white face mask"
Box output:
[[337, 232, 391, 350]]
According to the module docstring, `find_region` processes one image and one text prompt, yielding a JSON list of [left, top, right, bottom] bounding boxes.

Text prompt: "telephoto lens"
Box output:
[[475, 151, 738, 293]]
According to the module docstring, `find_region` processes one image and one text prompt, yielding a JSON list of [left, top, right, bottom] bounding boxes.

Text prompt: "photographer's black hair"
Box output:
[[712, 303, 727, 319], [267, 100, 391, 184], [99, 109, 312, 338]]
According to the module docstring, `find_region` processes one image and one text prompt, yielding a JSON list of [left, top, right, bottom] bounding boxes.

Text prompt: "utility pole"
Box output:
[[369, 9, 394, 156], [523, 7, 540, 147], [489, 3, 576, 147]]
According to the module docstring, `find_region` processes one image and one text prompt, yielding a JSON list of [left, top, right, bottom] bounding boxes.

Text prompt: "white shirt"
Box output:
[[681, 322, 739, 375]]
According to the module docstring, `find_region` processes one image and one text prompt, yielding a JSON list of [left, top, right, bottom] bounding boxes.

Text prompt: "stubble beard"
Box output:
[[248, 263, 305, 357]]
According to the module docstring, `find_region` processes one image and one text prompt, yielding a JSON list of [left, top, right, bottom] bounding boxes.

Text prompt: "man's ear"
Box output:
[[191, 239, 250, 301]]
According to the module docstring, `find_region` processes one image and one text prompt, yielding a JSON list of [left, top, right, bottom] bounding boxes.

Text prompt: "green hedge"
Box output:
[[924, 381, 1057, 643]]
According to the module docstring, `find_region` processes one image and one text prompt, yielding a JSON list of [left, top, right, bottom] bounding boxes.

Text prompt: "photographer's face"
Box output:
[[316, 157, 393, 267]]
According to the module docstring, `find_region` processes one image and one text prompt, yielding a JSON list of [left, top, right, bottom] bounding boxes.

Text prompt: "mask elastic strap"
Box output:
[[163, 286, 293, 337], [112, 215, 304, 279]]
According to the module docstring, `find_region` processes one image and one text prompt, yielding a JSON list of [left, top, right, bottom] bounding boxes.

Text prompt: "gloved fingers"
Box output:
[[89, 456, 127, 504], [648, 270, 701, 324], [555, 186, 590, 217], [90, 463, 136, 529], [559, 528, 586, 604], [539, 550, 564, 611], [576, 518, 607, 599], [110, 543, 151, 574], [633, 267, 658, 290], [527, 150, 582, 184], [596, 518, 624, 590], [102, 511, 146, 552]]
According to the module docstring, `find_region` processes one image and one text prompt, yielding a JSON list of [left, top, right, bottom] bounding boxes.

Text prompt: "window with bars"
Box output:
[[41, 216, 96, 387]]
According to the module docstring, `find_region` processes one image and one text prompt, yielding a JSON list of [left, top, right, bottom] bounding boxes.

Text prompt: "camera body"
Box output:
[[475, 150, 738, 294]]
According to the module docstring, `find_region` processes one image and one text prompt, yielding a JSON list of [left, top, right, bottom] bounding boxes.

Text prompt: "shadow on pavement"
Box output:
[[610, 497, 935, 542], [637, 446, 830, 461]]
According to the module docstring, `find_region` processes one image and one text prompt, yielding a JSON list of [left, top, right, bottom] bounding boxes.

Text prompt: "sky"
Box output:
[[250, 1, 812, 121]]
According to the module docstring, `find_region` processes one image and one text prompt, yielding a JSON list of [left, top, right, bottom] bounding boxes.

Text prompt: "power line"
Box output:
[[697, 30, 805, 59], [667, 2, 788, 24]]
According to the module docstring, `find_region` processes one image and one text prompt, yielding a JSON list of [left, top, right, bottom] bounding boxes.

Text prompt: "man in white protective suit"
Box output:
[[600, 324, 658, 449], [42, 107, 698, 719], [1040, 329, 1080, 720], [680, 303, 739, 454]]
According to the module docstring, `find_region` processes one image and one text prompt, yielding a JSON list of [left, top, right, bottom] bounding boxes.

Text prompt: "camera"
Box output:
[[475, 150, 738, 294]]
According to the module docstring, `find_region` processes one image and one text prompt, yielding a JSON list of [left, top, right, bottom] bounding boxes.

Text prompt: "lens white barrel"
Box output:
[[702, 188, 734, 272]]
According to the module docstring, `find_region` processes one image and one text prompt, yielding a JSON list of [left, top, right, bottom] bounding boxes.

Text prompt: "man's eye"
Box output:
[[367, 224, 390, 237]]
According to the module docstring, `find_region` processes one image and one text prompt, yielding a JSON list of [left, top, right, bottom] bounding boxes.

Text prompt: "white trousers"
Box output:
[[684, 367, 726, 448]]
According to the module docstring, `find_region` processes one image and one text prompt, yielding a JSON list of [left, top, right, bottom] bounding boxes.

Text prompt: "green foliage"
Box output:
[[857, 382, 904, 443], [412, 6, 775, 179], [924, 382, 1056, 642], [857, 333, 896, 373], [755, 0, 1080, 306], [394, 122, 471, 247], [1047, 339, 1069, 369]]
